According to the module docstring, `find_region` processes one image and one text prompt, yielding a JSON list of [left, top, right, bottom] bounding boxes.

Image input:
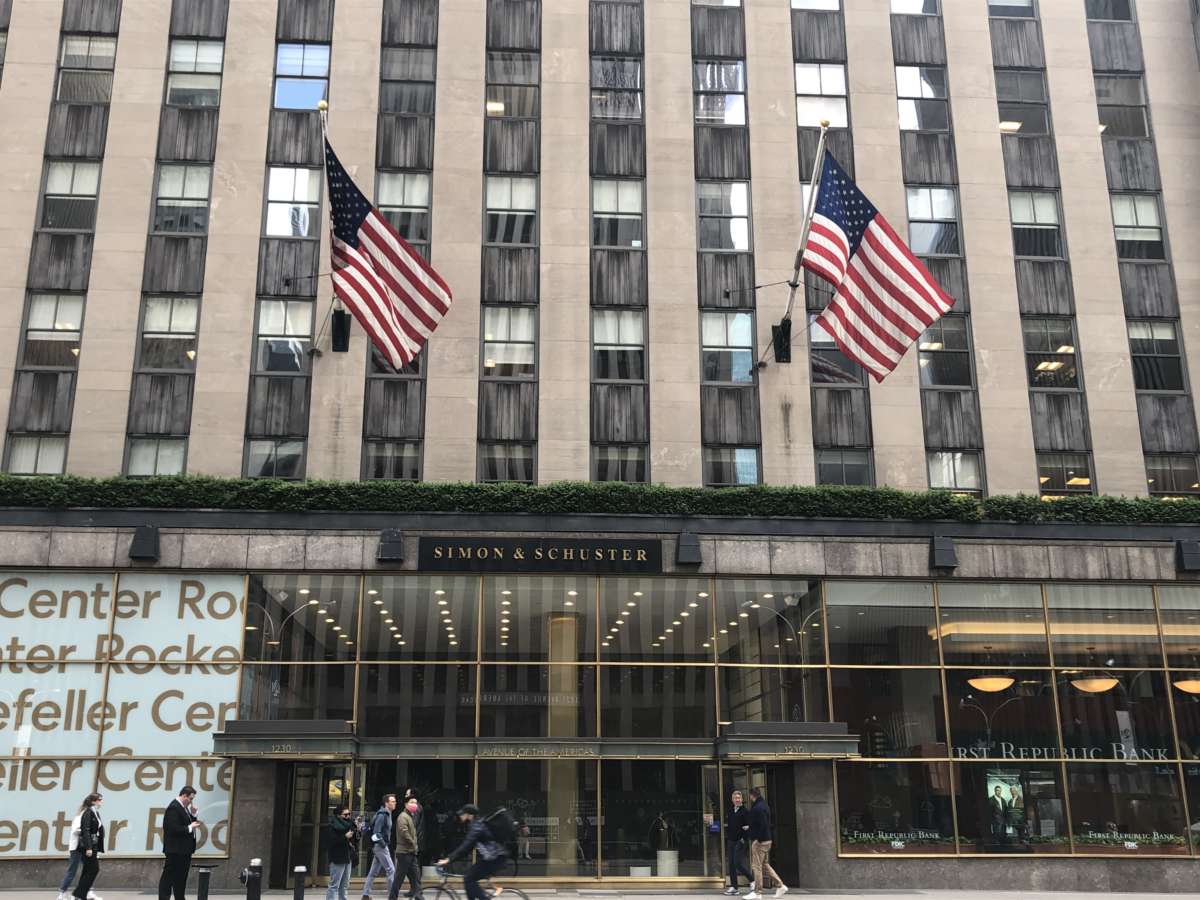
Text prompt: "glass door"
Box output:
[[720, 765, 798, 889], [287, 763, 355, 887]]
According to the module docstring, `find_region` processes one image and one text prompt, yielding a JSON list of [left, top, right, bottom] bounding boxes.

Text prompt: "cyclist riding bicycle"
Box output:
[[436, 805, 510, 900]]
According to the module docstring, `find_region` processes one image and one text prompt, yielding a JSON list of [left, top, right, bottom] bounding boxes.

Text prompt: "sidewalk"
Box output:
[[10, 892, 1200, 899]]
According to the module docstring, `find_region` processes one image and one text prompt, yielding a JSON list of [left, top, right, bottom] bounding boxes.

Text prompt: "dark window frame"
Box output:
[[380, 44, 437, 118], [590, 55, 644, 123], [896, 64, 950, 133], [272, 42, 331, 111], [1127, 318, 1188, 394], [164, 37, 224, 108], [480, 304, 538, 380], [1145, 453, 1200, 496], [693, 57, 748, 128], [56, 33, 116, 105], [17, 291, 86, 372], [483, 174, 539, 247], [477, 441, 536, 484], [696, 180, 753, 253], [927, 449, 984, 496], [1037, 451, 1095, 496], [591, 307, 647, 384], [1022, 316, 1081, 391], [485, 49, 540, 121], [917, 314, 975, 389], [39, 159, 102, 233], [906, 185, 961, 257], [1095, 73, 1150, 139], [151, 162, 213, 235], [700, 310, 757, 387], [1009, 189, 1064, 259], [816, 448, 874, 487], [995, 68, 1050, 137]]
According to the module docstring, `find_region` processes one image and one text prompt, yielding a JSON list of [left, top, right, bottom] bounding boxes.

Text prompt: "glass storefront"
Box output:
[[4, 570, 1200, 865]]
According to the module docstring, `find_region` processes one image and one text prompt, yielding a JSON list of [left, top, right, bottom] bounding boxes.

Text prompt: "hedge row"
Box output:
[[2, 475, 1200, 525]]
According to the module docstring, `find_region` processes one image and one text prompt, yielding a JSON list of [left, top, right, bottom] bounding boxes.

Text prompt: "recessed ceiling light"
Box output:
[[634, 591, 643, 597], [665, 628, 674, 633], [750, 603, 760, 609], [438, 599, 448, 606], [318, 608, 328, 614], [610, 628, 619, 634], [449, 640, 458, 646], [774, 643, 780, 649], [689, 602, 699, 608], [501, 618, 510, 624], [245, 625, 257, 631], [729, 621, 737, 626], [398, 640, 406, 645], [299, 589, 310, 595], [739, 613, 749, 619], [680, 612, 690, 617], [621, 611, 631, 617], [368, 589, 378, 596], [501, 627, 509, 632], [720, 629, 728, 634], [435, 590, 446, 596], [763, 594, 774, 599], [699, 592, 709, 599], [307, 599, 319, 606], [385, 618, 394, 624], [501, 600, 511, 606], [266, 639, 279, 645], [602, 641, 610, 647], [626, 602, 637, 608], [672, 620, 681, 626], [332, 625, 341, 631], [568, 590, 578, 597], [502, 590, 512, 596], [325, 618, 335, 624], [702, 642, 711, 648], [390, 626, 398, 631], [652, 642, 660, 647], [501, 642, 508, 647], [565, 601, 575, 606], [730, 621, 739, 627]]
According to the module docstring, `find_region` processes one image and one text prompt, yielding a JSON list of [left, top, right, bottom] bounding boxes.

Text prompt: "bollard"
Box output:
[[197, 865, 214, 900], [244, 858, 263, 900], [293, 864, 307, 900]]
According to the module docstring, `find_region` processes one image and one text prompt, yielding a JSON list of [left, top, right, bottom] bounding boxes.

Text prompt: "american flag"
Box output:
[[324, 139, 452, 370], [802, 154, 953, 382]]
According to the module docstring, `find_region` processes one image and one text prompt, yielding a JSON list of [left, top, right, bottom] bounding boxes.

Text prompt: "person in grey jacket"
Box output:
[[361, 795, 397, 900]]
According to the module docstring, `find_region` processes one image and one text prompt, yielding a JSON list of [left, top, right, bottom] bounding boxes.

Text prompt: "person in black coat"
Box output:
[[73, 793, 105, 900], [158, 786, 199, 900], [723, 790, 753, 894]]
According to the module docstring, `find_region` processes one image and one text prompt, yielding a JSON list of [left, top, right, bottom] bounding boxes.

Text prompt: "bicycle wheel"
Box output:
[[429, 882, 461, 900], [498, 886, 530, 900]]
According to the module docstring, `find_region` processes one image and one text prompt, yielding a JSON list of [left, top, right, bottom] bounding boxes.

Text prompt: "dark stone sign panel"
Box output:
[[417, 536, 663, 573]]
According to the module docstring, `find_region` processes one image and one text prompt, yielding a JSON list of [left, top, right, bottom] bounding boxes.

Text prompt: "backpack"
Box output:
[[483, 808, 517, 846]]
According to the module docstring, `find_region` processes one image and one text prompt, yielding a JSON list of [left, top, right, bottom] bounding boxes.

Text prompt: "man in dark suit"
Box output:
[[159, 786, 199, 900], [989, 785, 1011, 844]]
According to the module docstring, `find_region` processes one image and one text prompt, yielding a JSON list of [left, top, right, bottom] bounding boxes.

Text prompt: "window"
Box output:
[[21, 293, 83, 368], [592, 309, 645, 380], [896, 66, 949, 131], [6, 436, 67, 475], [701, 312, 754, 384], [255, 300, 313, 373], [917, 316, 971, 386], [138, 296, 199, 371], [906, 186, 959, 255], [891, 0, 939, 11], [694, 59, 746, 126], [988, 0, 1034, 16], [794, 63, 848, 128], [996, 69, 1048, 136], [1111, 193, 1164, 259], [486, 51, 539, 119], [127, 438, 186, 476], [791, 0, 840, 8], [1022, 318, 1078, 389], [592, 179, 644, 248], [697, 182, 751, 251], [479, 443, 535, 483], [703, 447, 759, 486], [364, 441, 421, 481], [273, 43, 330, 109], [380, 47, 435, 115], [166, 39, 223, 107], [592, 445, 647, 482], [153, 164, 211, 234], [1009, 190, 1062, 257], [1095, 74, 1148, 138], [485, 176, 537, 244], [377, 172, 430, 248], [57, 35, 116, 103], [817, 449, 872, 486], [265, 167, 321, 238], [809, 315, 865, 385], [481, 306, 536, 378], [928, 450, 982, 494], [591, 57, 642, 121], [1128, 320, 1185, 391], [0, 33, 7, 84], [1037, 452, 1093, 495], [1085, 0, 1132, 21], [1146, 454, 1200, 495], [41, 161, 100, 231], [246, 439, 304, 479]]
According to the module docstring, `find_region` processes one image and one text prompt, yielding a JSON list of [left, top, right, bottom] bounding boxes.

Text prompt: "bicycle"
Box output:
[[429, 863, 529, 900]]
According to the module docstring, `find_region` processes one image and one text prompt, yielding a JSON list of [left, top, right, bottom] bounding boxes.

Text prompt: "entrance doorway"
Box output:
[[283, 763, 363, 887], [722, 764, 798, 889]]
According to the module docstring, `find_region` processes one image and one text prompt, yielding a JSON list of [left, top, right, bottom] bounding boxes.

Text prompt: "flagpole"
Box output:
[[782, 120, 830, 324]]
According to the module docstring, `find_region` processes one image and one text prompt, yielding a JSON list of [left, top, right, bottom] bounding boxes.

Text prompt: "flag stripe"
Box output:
[[332, 245, 412, 367], [335, 242, 427, 352], [363, 213, 450, 316]]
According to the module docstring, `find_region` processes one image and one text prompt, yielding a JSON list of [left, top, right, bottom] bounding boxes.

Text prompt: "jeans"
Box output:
[[325, 861, 352, 900], [363, 843, 396, 896], [750, 840, 783, 891], [726, 839, 752, 887], [60, 849, 84, 892], [463, 857, 505, 900]]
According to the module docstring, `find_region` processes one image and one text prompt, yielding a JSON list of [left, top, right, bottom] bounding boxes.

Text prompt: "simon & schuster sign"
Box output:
[[418, 537, 662, 573]]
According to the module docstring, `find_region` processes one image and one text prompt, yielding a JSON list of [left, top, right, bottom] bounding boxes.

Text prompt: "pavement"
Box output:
[[8, 892, 1200, 900]]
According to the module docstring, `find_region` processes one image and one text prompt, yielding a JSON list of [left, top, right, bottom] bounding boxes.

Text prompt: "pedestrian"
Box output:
[[436, 805, 509, 900], [326, 806, 358, 900], [389, 797, 423, 900], [744, 787, 786, 900], [403, 788, 424, 842], [57, 801, 94, 900], [68, 793, 105, 900], [362, 794, 398, 900], [723, 790, 753, 895], [158, 785, 199, 900]]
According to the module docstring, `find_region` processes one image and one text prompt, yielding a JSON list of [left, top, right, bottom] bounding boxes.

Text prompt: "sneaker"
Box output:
[[724, 888, 739, 895], [775, 887, 789, 898], [748, 883, 756, 892], [745, 892, 761, 899]]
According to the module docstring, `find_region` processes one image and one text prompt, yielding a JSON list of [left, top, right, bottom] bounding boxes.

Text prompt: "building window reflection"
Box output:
[[946, 670, 1060, 760], [713, 579, 824, 665], [1046, 584, 1162, 668], [953, 763, 1069, 854], [831, 668, 947, 757], [1066, 764, 1189, 855], [1056, 670, 1176, 761], [825, 581, 938, 665], [836, 761, 956, 854], [936, 582, 1049, 666]]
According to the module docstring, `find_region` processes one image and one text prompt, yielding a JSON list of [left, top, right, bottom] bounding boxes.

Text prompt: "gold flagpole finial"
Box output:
[[318, 100, 329, 111], [820, 119, 830, 128]]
